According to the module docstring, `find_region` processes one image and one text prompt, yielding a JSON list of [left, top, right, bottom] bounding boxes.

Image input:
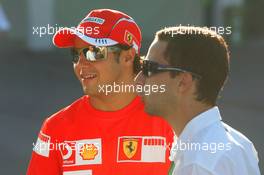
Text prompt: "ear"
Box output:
[[120, 48, 136, 65], [176, 73, 194, 93]]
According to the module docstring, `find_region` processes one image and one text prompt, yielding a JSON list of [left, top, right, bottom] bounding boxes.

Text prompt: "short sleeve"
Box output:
[[27, 118, 62, 175]]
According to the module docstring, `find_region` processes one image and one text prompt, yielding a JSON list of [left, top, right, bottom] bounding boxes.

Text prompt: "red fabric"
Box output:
[[27, 96, 174, 175]]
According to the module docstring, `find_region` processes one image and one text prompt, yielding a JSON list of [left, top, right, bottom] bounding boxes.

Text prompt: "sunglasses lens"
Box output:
[[71, 46, 112, 63], [142, 60, 161, 77], [83, 46, 106, 62]]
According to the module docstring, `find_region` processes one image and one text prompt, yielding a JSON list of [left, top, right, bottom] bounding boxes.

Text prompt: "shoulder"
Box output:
[[223, 123, 255, 150], [142, 112, 174, 132], [181, 122, 259, 173], [181, 149, 260, 175], [40, 96, 87, 135]]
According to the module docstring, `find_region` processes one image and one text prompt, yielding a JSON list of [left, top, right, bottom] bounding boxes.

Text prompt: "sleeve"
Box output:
[[174, 152, 261, 175], [213, 151, 261, 175], [27, 118, 63, 175]]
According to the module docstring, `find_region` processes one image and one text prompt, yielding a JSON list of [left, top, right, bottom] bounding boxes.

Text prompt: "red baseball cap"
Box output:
[[53, 9, 142, 54]]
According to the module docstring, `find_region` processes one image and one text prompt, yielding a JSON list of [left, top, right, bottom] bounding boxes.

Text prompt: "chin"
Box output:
[[83, 87, 97, 96]]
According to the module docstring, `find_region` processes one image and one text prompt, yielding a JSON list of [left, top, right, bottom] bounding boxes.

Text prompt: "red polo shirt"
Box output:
[[27, 96, 174, 175]]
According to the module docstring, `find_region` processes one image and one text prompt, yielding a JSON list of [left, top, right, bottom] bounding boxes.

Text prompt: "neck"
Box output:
[[166, 101, 213, 137], [89, 92, 137, 111]]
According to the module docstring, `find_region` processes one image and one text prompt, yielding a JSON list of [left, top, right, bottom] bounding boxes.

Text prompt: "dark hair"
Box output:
[[114, 44, 141, 74], [156, 26, 230, 105]]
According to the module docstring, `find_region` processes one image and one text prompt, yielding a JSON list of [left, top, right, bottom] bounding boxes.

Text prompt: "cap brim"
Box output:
[[53, 28, 118, 48]]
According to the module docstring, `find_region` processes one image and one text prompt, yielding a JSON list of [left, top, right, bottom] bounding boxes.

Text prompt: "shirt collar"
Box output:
[[179, 106, 222, 142]]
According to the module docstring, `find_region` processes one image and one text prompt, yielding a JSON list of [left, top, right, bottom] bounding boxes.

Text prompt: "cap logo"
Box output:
[[82, 17, 105, 24], [124, 30, 133, 45]]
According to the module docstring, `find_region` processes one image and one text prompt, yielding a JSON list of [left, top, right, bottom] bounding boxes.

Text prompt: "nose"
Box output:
[[135, 71, 146, 85], [77, 53, 92, 65]]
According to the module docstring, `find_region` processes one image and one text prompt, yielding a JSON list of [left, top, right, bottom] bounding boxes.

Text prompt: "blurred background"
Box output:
[[0, 0, 263, 174]]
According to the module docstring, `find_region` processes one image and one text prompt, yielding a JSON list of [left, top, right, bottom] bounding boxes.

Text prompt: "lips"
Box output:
[[80, 72, 97, 80]]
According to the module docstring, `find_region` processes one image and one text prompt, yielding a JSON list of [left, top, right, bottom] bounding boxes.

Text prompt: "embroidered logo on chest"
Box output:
[[117, 136, 167, 163], [60, 138, 102, 167]]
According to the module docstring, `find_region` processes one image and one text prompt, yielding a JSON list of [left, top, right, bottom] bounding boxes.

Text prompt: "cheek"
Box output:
[[95, 60, 121, 83], [145, 75, 162, 87], [73, 64, 80, 79], [145, 75, 169, 97]]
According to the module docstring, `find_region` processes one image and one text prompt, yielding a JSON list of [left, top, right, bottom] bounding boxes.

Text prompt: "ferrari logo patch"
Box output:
[[123, 139, 138, 159], [117, 136, 166, 162], [118, 137, 142, 161], [124, 30, 133, 45]]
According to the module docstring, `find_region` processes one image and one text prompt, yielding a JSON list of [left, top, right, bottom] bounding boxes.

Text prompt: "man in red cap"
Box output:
[[27, 9, 174, 175]]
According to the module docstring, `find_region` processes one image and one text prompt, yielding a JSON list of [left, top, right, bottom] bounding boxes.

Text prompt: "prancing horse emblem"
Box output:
[[123, 139, 138, 159]]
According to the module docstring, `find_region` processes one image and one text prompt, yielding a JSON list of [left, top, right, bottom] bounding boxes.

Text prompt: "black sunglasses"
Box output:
[[142, 60, 202, 78]]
